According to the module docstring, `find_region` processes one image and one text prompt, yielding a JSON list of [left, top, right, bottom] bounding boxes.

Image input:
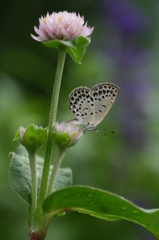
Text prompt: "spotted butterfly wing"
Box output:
[[68, 87, 95, 127], [91, 83, 119, 126]]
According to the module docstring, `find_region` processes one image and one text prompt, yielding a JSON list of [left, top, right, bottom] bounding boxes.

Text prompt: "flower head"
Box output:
[[31, 11, 94, 42], [52, 121, 83, 149]]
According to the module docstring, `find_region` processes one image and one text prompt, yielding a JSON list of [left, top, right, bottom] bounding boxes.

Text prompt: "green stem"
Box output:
[[29, 151, 37, 226], [47, 148, 67, 196], [38, 46, 67, 207]]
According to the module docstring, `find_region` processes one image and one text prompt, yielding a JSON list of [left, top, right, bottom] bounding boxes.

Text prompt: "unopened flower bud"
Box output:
[[52, 121, 83, 149], [14, 124, 47, 153]]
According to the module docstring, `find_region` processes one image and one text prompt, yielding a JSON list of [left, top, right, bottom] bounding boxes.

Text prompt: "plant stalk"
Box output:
[[47, 148, 67, 196], [38, 46, 67, 207], [29, 151, 37, 227]]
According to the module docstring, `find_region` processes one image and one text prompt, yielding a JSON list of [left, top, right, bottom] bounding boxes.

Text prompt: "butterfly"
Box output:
[[68, 83, 119, 132]]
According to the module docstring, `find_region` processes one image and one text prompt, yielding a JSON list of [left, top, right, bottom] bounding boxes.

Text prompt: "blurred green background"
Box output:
[[1, 0, 159, 239]]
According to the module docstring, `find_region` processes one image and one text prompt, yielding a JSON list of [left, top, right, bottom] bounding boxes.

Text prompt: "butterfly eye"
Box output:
[[93, 127, 98, 132]]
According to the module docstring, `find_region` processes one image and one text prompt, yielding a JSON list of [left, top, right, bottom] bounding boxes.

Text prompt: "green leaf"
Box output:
[[76, 36, 91, 47], [71, 36, 91, 47], [13, 144, 28, 156], [13, 129, 20, 141], [67, 36, 90, 63], [42, 36, 90, 50], [67, 46, 86, 64], [42, 186, 159, 237], [9, 146, 72, 205], [42, 39, 75, 49], [9, 152, 32, 204], [42, 36, 91, 63]]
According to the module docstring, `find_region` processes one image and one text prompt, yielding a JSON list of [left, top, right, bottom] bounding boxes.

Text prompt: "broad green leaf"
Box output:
[[9, 146, 72, 205], [42, 186, 159, 237], [67, 46, 86, 64], [13, 144, 28, 156], [9, 152, 32, 204]]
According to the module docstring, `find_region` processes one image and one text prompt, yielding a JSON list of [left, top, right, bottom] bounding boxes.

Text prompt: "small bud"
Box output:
[[52, 122, 83, 149], [14, 124, 47, 153]]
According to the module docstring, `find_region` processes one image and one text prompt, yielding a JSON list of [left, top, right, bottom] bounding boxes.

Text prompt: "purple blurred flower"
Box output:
[[104, 0, 149, 35], [102, 0, 151, 147], [31, 11, 94, 42]]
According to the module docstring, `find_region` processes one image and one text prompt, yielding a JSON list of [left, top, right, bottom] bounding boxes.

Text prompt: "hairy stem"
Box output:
[[47, 149, 67, 196], [29, 151, 37, 227], [38, 46, 67, 207]]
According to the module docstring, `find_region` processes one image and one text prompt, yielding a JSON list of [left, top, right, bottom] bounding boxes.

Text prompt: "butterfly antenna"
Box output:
[[98, 127, 115, 136]]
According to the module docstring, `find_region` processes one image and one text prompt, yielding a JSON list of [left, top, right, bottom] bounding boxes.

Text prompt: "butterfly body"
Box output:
[[68, 83, 119, 131], [68, 119, 98, 132]]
